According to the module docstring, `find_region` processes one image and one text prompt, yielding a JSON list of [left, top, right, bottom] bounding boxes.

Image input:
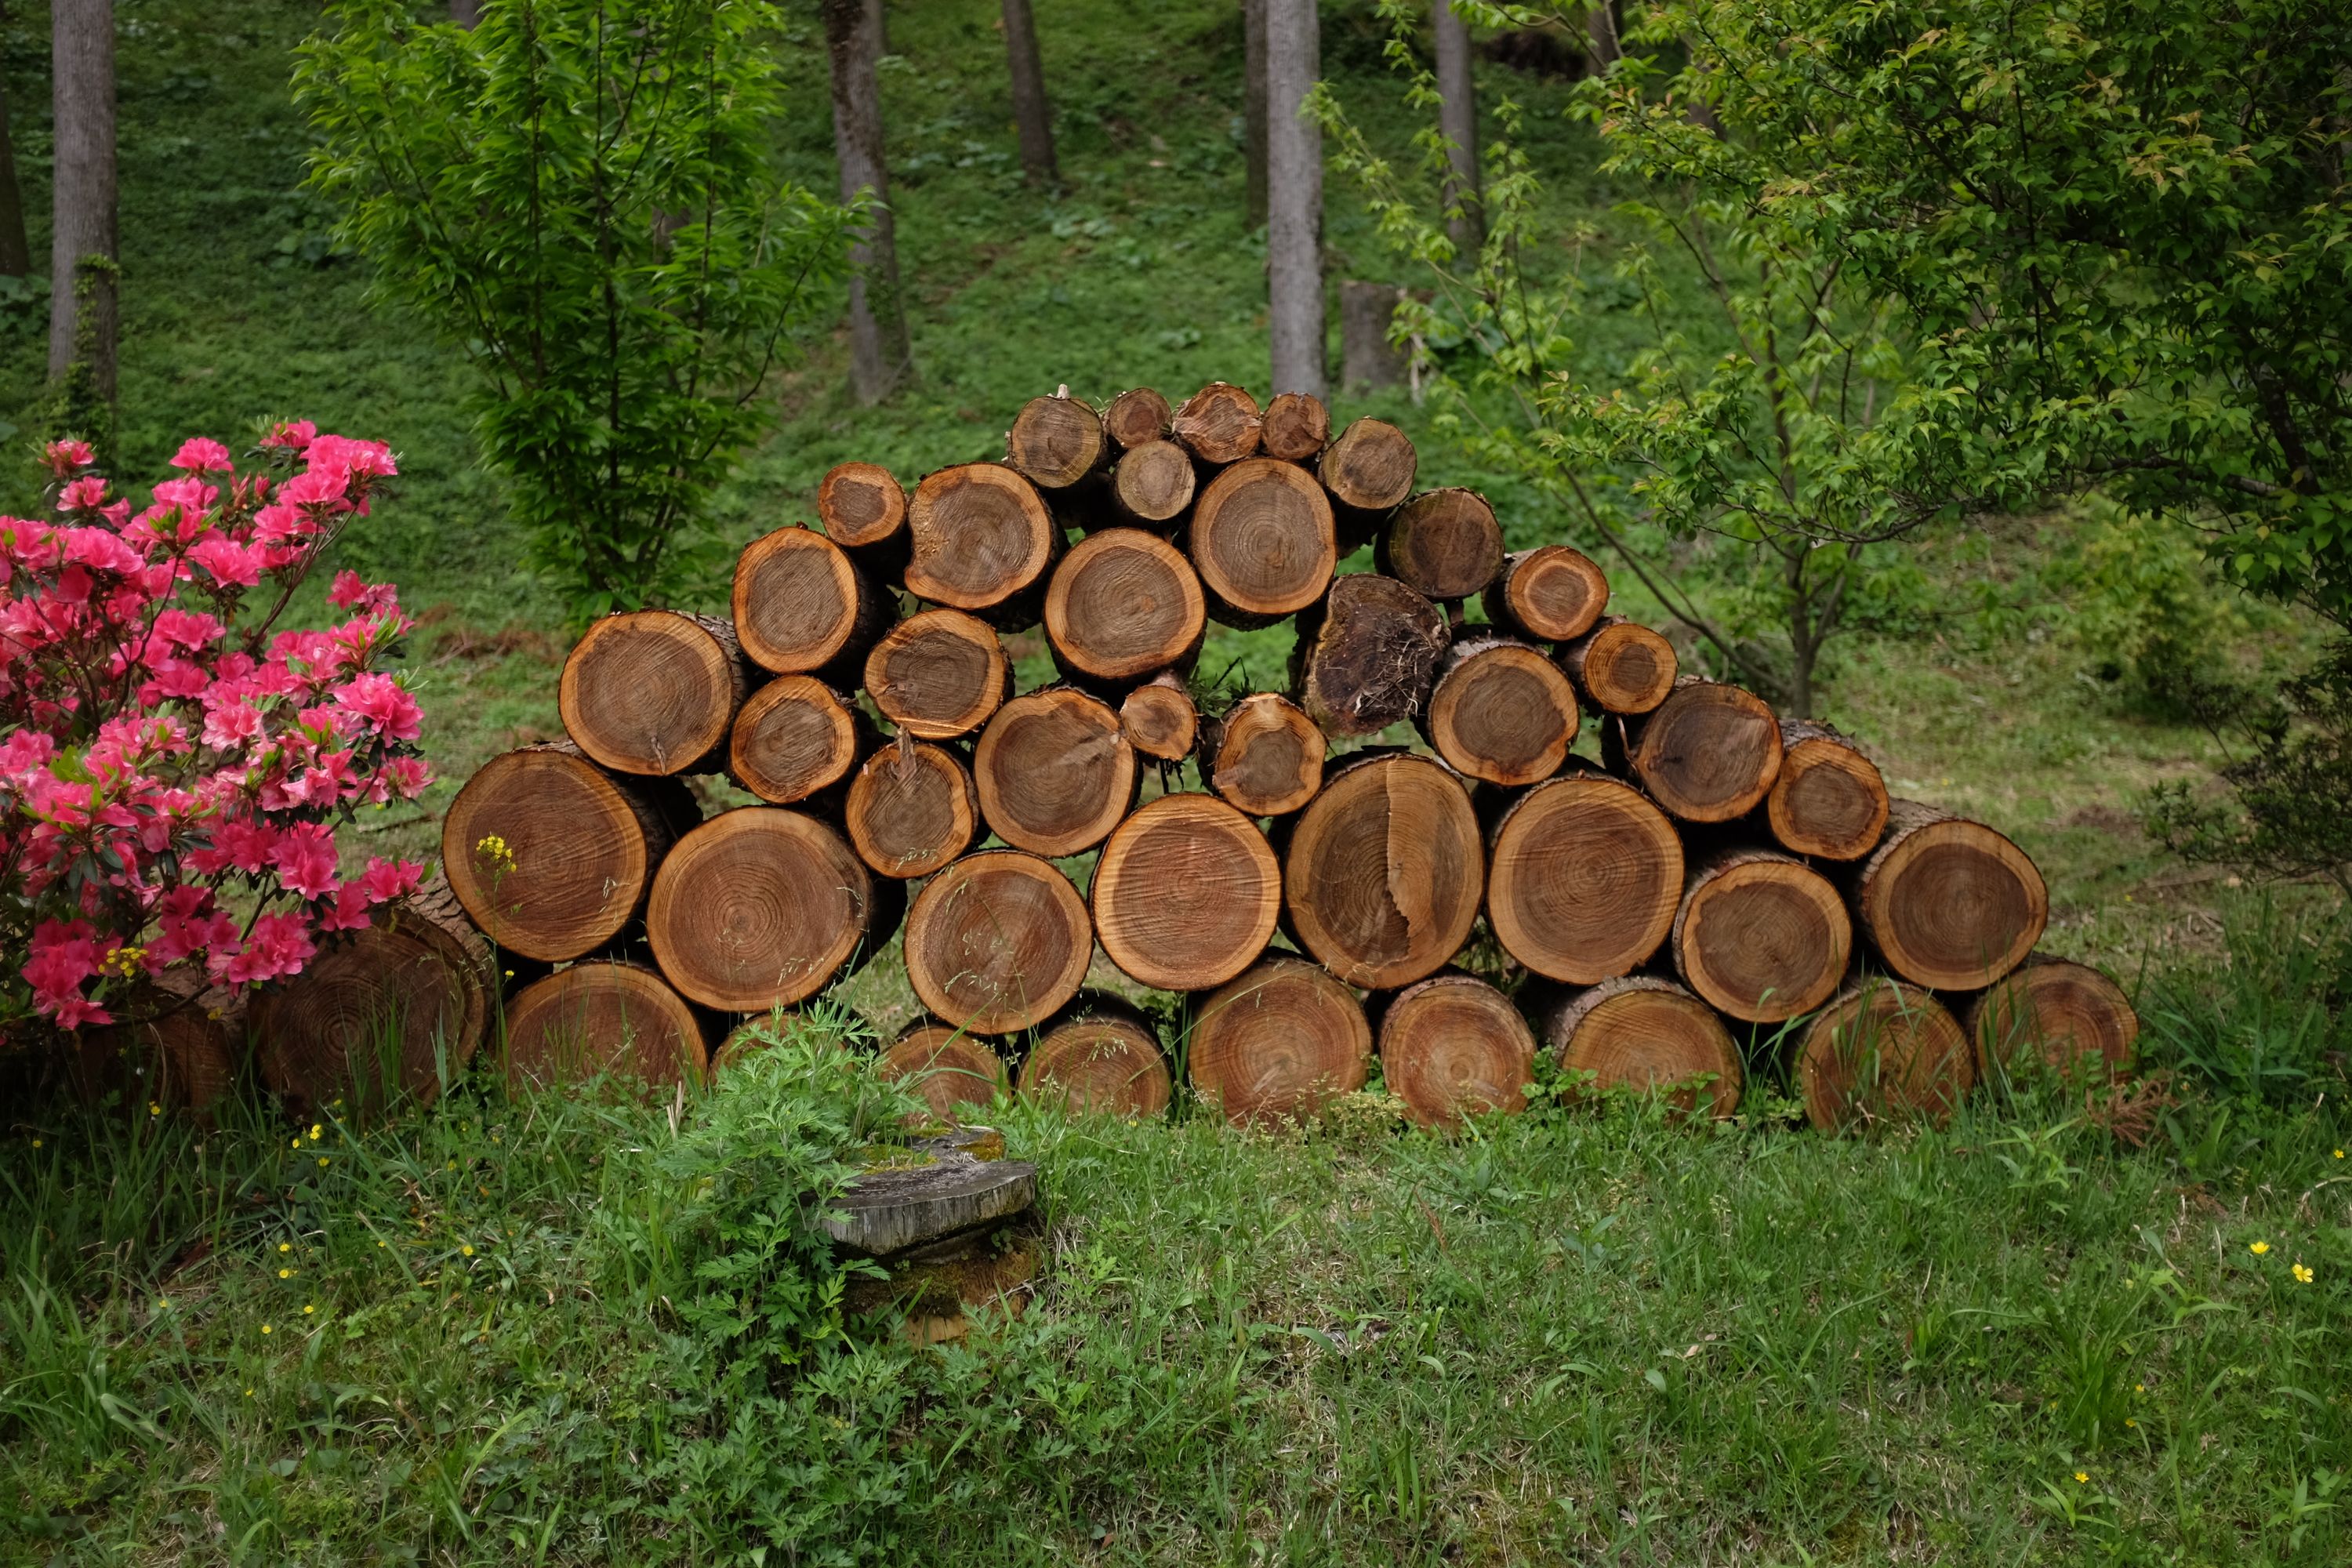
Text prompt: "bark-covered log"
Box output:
[[645, 808, 894, 1012], [1791, 977, 1973, 1131], [559, 611, 749, 775], [1261, 390, 1330, 461], [1187, 456, 1338, 626], [1766, 720, 1889, 861], [1421, 636, 1580, 787], [1670, 847, 1852, 1022], [503, 960, 707, 1094], [904, 463, 1060, 624], [731, 676, 875, 807], [844, 738, 980, 879], [1200, 691, 1324, 817], [864, 608, 1012, 739], [1317, 417, 1417, 524], [1171, 380, 1263, 465], [1091, 793, 1281, 991], [1963, 954, 2140, 1082], [1614, 678, 1783, 822], [1558, 616, 1676, 714], [1482, 545, 1609, 644], [1006, 391, 1105, 489], [1853, 800, 2049, 992], [817, 459, 909, 572], [731, 525, 891, 681], [1102, 386, 1173, 449], [1377, 971, 1536, 1129], [1539, 975, 1741, 1120], [972, 686, 1138, 856], [1019, 994, 1173, 1118], [1042, 527, 1206, 683], [1378, 488, 1504, 603], [1188, 955, 1372, 1127], [1119, 670, 1199, 760], [878, 1020, 1006, 1117], [1485, 771, 1682, 984], [1288, 572, 1448, 738], [1283, 751, 1483, 989], [902, 850, 1092, 1036], [1108, 439, 1197, 528]]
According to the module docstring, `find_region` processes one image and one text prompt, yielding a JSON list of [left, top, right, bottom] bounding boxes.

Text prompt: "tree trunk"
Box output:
[[1287, 570, 1448, 737], [1483, 545, 1610, 644], [502, 961, 710, 1094], [904, 463, 1060, 626], [902, 850, 1092, 1035], [48, 0, 118, 405], [1091, 793, 1280, 990], [449, 0, 481, 25], [1377, 971, 1534, 1128], [1669, 846, 1853, 1023], [1421, 636, 1579, 786], [558, 610, 750, 776], [0, 66, 33, 277], [1188, 955, 1371, 1127], [647, 808, 895, 1012], [1171, 379, 1263, 465], [1484, 771, 1682, 983], [879, 1020, 1007, 1119], [732, 525, 892, 681], [1853, 800, 2049, 992], [1281, 751, 1482, 989], [1200, 691, 1324, 816], [1963, 955, 2140, 1083], [844, 738, 980, 879], [1378, 487, 1503, 602], [1611, 677, 1783, 822], [1006, 390, 1102, 489], [1103, 386, 1173, 448], [731, 675, 877, 807], [1043, 528, 1207, 684], [822, 0, 911, 404], [1791, 977, 1972, 1132], [1242, 0, 1269, 229], [1260, 390, 1330, 460], [1021, 994, 1173, 1118], [1107, 440, 1197, 528], [1118, 670, 1199, 760], [1339, 280, 1408, 391], [1538, 975, 1741, 1120], [863, 608, 1011, 739], [1318, 416, 1418, 531], [1431, 1, 1482, 252], [1557, 615, 1677, 714], [1188, 456, 1337, 626], [971, 686, 1138, 856], [1584, 2, 1621, 71], [1265, 0, 1325, 397], [1764, 719, 1889, 861], [1000, 0, 1058, 187], [817, 459, 909, 574]]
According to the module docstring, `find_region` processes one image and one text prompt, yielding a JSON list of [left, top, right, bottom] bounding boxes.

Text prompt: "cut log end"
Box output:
[[817, 461, 907, 554], [1260, 390, 1331, 461], [1793, 978, 1973, 1131], [1006, 394, 1105, 488], [1966, 956, 2140, 1081], [1857, 801, 2049, 991], [1110, 439, 1198, 527], [1562, 619, 1677, 714], [1093, 793, 1281, 991], [1119, 671, 1199, 760], [1486, 773, 1683, 985], [503, 961, 707, 1095], [903, 851, 1093, 1036], [1425, 639, 1579, 787], [1204, 692, 1325, 817], [905, 463, 1058, 615], [1544, 975, 1742, 1120], [732, 525, 887, 677], [1378, 973, 1537, 1128], [558, 610, 745, 776], [1189, 956, 1372, 1128], [1627, 681, 1784, 822], [1286, 753, 1483, 990], [974, 687, 1138, 857], [1671, 849, 1852, 1023], [1381, 488, 1503, 602], [1290, 573, 1448, 738], [731, 677, 867, 806], [1044, 528, 1205, 681], [80, 981, 240, 1120], [1021, 998, 1173, 1118], [1318, 417, 1417, 514], [1189, 457, 1338, 624], [1766, 723, 1889, 860], [1483, 546, 1609, 643], [844, 740, 979, 879], [1171, 381, 1264, 465], [646, 808, 883, 1012], [1102, 387, 1174, 449], [865, 609, 1011, 739], [879, 1022, 1006, 1118]]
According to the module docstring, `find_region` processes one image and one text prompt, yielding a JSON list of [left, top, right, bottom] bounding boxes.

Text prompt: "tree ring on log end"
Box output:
[[880, 1021, 1006, 1117], [444, 745, 665, 961], [845, 741, 978, 879], [1672, 853, 1852, 1023], [1486, 774, 1682, 984], [905, 463, 1057, 612], [903, 851, 1091, 1036], [1378, 973, 1536, 1128], [1544, 976, 1741, 1120], [973, 688, 1137, 856], [731, 677, 863, 805], [503, 961, 706, 1094], [1793, 978, 1972, 1131], [1007, 394, 1105, 489], [1189, 458, 1337, 622], [865, 609, 1009, 739], [1858, 807, 2047, 991], [1484, 545, 1609, 642], [1628, 681, 1783, 822], [817, 461, 906, 550], [1965, 956, 2138, 1082], [1283, 753, 1483, 989], [646, 808, 877, 1012], [1093, 794, 1280, 991], [1189, 956, 1372, 1127], [558, 611, 741, 775], [1044, 528, 1206, 681], [1425, 641, 1579, 786], [1021, 1002, 1172, 1118], [1768, 728, 1889, 860], [731, 526, 873, 674]]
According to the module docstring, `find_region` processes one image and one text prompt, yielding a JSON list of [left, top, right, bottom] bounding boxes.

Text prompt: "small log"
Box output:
[[904, 463, 1061, 625], [1964, 954, 2140, 1082], [1670, 847, 1852, 1023], [864, 608, 1012, 739], [1005, 391, 1106, 490], [1853, 800, 2049, 992], [443, 740, 695, 961], [1260, 390, 1331, 461], [1482, 545, 1609, 644], [1377, 972, 1537, 1129], [1287, 572, 1448, 738], [1119, 670, 1199, 760], [1378, 488, 1504, 602], [78, 975, 240, 1120], [1791, 977, 1973, 1131], [1421, 637, 1580, 787], [878, 1020, 1006, 1118], [645, 808, 895, 1012], [972, 686, 1138, 857], [1200, 692, 1324, 817], [817, 460, 909, 573], [1765, 720, 1889, 862], [503, 960, 707, 1094], [823, 1152, 1037, 1258], [558, 610, 748, 775], [1092, 793, 1281, 991], [731, 525, 891, 681], [1283, 751, 1483, 989], [844, 739, 981, 879], [1558, 617, 1676, 714], [1020, 995, 1174, 1118], [1616, 678, 1783, 822], [1188, 955, 1372, 1127], [1042, 527, 1206, 684], [1108, 439, 1197, 529], [1540, 975, 1741, 1120], [731, 676, 875, 807], [1317, 416, 1417, 529], [1485, 771, 1682, 984], [1171, 380, 1263, 465], [1102, 387, 1174, 449], [1187, 456, 1338, 626], [902, 850, 1092, 1035]]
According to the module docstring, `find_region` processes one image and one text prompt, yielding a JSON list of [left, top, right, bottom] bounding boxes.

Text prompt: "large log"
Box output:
[[1421, 636, 1580, 787], [1378, 488, 1503, 603], [816, 459, 909, 572], [1200, 691, 1324, 817], [864, 608, 1012, 739], [1260, 390, 1330, 461], [1287, 572, 1448, 738], [1187, 456, 1338, 626], [972, 686, 1138, 856], [1615, 678, 1783, 822], [502, 960, 707, 1094], [1481, 545, 1609, 643], [1766, 720, 1889, 861], [731, 525, 891, 681], [645, 808, 895, 1012], [1791, 977, 1973, 1131], [1283, 751, 1483, 989], [1485, 771, 1682, 984], [1108, 439, 1197, 529], [1005, 391, 1105, 490], [1119, 670, 1199, 761], [902, 850, 1092, 1035], [1964, 954, 2140, 1082], [1188, 955, 1372, 1127], [1540, 975, 1741, 1120], [1042, 528, 1206, 683], [731, 676, 875, 807], [1670, 848, 1852, 1022], [1171, 380, 1263, 465], [1376, 971, 1537, 1129], [878, 1020, 1006, 1117], [1019, 995, 1173, 1118], [558, 610, 747, 775], [1558, 616, 1676, 715], [1853, 800, 2049, 992], [1102, 386, 1173, 449], [844, 739, 980, 879], [442, 740, 695, 961], [904, 463, 1060, 624], [1091, 793, 1281, 990], [1317, 417, 1417, 529]]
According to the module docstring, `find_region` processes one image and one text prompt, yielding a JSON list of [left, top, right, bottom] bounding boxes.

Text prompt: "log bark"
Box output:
[[972, 686, 1138, 856], [1265, 0, 1326, 398], [503, 960, 707, 1095], [1000, 0, 1058, 187], [844, 738, 981, 879], [1103, 387, 1173, 448], [1020, 994, 1173, 1118], [1669, 847, 1852, 1023], [443, 740, 697, 961], [1483, 545, 1609, 644], [1119, 670, 1199, 760], [1261, 390, 1330, 461], [1853, 800, 2049, 992], [646, 808, 893, 1012], [1091, 793, 1281, 990], [1431, 0, 1482, 252], [558, 611, 750, 776], [1377, 971, 1534, 1128], [1339, 281, 1408, 392], [905, 463, 1061, 625], [1539, 975, 1740, 1120], [49, 0, 116, 399], [1188, 955, 1370, 1127], [732, 525, 891, 680], [1421, 635, 1579, 787], [1288, 572, 1448, 738], [1043, 528, 1206, 683], [822, 0, 912, 403], [1484, 770, 1682, 984], [1557, 616, 1675, 714], [817, 459, 909, 572], [864, 608, 1012, 739], [731, 676, 876, 807], [1171, 380, 1263, 465], [1187, 456, 1338, 626], [1006, 391, 1102, 488], [1282, 751, 1483, 989], [1614, 677, 1782, 822], [1108, 439, 1197, 528], [903, 850, 1092, 1035], [1200, 691, 1324, 817], [1791, 977, 1973, 1132], [1962, 954, 2139, 1082], [1379, 488, 1503, 602], [1765, 720, 1889, 862], [1318, 416, 1417, 525], [879, 1020, 1006, 1118]]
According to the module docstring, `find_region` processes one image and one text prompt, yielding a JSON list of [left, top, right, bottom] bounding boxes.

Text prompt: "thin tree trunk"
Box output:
[[0, 65, 31, 277], [1265, 0, 1324, 399], [1243, 0, 1268, 229], [822, 0, 911, 405], [1001, 0, 1058, 188], [1585, 3, 1620, 70], [866, 0, 887, 54], [449, 0, 481, 26], [1432, 0, 1480, 252], [48, 0, 117, 401]]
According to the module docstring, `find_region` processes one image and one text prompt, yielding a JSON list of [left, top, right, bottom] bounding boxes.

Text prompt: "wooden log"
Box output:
[[1378, 488, 1504, 602], [645, 808, 895, 1012], [1019, 994, 1174, 1118], [878, 1020, 1007, 1117], [1615, 678, 1783, 822], [972, 686, 1138, 856], [1041, 527, 1206, 683], [1853, 800, 2049, 992], [731, 524, 891, 681], [1186, 456, 1338, 626], [864, 608, 1012, 739], [1540, 975, 1741, 1120], [1765, 720, 1889, 862], [253, 880, 494, 1116], [1005, 391, 1105, 490], [1200, 692, 1324, 817], [1260, 390, 1330, 461], [824, 1149, 1036, 1258], [558, 610, 748, 775], [1964, 954, 2140, 1082], [1102, 386, 1173, 449], [817, 459, 909, 572], [1669, 847, 1852, 1023], [443, 740, 695, 962], [1558, 616, 1676, 714], [1481, 545, 1609, 644], [1421, 636, 1580, 787], [1091, 793, 1281, 991], [1377, 971, 1537, 1129], [1791, 977, 1973, 1131], [1287, 572, 1448, 738], [77, 975, 240, 1120], [1283, 751, 1483, 989], [902, 850, 1092, 1035], [730, 676, 875, 807], [1485, 771, 1682, 984], [503, 960, 708, 1094], [844, 739, 980, 879], [1171, 380, 1263, 465], [904, 463, 1060, 625], [1119, 670, 1199, 760], [1108, 439, 1197, 528], [1188, 955, 1372, 1127], [1317, 416, 1417, 526]]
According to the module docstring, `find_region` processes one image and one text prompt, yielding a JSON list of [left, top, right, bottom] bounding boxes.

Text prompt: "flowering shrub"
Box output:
[[0, 426, 432, 1036]]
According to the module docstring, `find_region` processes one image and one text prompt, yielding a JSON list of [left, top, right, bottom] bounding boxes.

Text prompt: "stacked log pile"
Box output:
[[274, 382, 2132, 1133]]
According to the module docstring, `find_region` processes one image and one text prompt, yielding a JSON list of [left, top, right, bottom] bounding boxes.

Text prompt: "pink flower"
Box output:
[[169, 437, 235, 474], [57, 476, 110, 514], [260, 419, 316, 453], [332, 672, 422, 741], [328, 570, 400, 615], [278, 467, 351, 510], [304, 435, 397, 480], [218, 910, 315, 985], [201, 699, 263, 750], [24, 918, 104, 1022], [320, 880, 375, 932], [43, 440, 95, 479], [380, 754, 433, 799], [205, 816, 281, 875], [187, 536, 266, 590], [150, 885, 238, 966], [361, 856, 422, 904], [271, 821, 340, 899]]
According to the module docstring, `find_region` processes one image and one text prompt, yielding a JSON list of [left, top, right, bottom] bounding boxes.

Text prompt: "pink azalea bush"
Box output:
[[1, 425, 432, 1035]]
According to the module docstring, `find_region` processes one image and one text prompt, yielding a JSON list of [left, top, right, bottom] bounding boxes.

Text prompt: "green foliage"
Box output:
[[295, 0, 851, 616], [2057, 501, 2263, 714]]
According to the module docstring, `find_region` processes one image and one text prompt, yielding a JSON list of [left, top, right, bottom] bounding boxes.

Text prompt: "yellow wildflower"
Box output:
[[461, 1244, 475, 1257], [2292, 1263, 2313, 1284], [2250, 1240, 2270, 1255], [303, 1305, 316, 1315], [279, 1268, 292, 1279], [309, 1124, 321, 1141], [2074, 1472, 2088, 1484], [279, 1243, 291, 1252], [318, 1157, 329, 1167], [260, 1324, 273, 1335], [148, 1102, 161, 1117]]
